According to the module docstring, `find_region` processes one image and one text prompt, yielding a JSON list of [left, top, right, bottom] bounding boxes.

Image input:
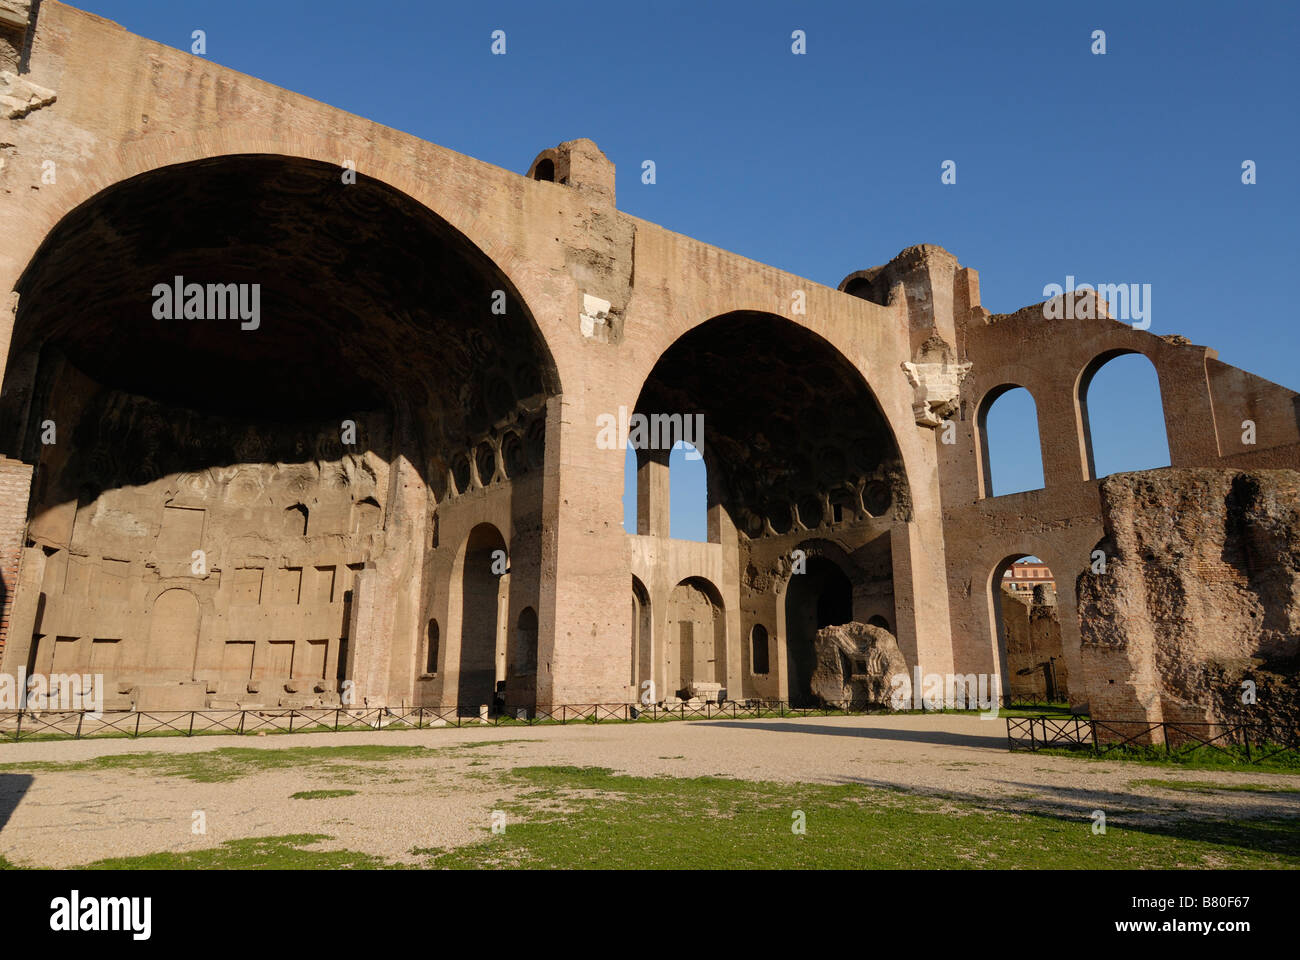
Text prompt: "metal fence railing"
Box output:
[[0, 694, 1066, 743], [1006, 715, 1300, 764], [0, 694, 1079, 744]]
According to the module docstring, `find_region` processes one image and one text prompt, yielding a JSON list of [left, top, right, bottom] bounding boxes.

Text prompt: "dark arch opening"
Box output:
[[425, 619, 440, 675], [751, 623, 770, 675], [0, 155, 560, 699], [458, 523, 507, 713], [631, 575, 651, 693], [785, 556, 853, 707], [633, 311, 909, 542]]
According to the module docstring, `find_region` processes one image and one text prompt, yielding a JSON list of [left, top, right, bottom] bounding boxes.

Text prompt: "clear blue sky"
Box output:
[[74, 0, 1299, 537]]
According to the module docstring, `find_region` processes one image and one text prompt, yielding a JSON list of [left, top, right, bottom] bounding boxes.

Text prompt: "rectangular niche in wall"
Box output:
[[221, 641, 256, 680], [262, 640, 295, 678], [231, 568, 264, 605], [273, 568, 302, 606], [89, 638, 121, 673], [299, 639, 328, 679], [157, 505, 204, 560], [50, 635, 80, 672], [312, 566, 336, 605], [92, 558, 131, 602], [64, 559, 91, 598]]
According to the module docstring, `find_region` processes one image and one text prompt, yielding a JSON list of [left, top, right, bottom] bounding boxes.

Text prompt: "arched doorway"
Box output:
[[142, 588, 200, 681], [784, 557, 853, 706], [506, 606, 538, 714], [990, 555, 1067, 705], [631, 576, 652, 698], [457, 523, 508, 713], [665, 577, 726, 700]]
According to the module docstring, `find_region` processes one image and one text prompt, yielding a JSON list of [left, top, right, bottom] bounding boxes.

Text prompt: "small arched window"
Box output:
[[284, 503, 308, 535], [751, 624, 770, 675], [425, 620, 440, 675]]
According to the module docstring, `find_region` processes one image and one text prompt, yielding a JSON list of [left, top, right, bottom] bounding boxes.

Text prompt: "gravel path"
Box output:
[[1, 714, 1296, 867]]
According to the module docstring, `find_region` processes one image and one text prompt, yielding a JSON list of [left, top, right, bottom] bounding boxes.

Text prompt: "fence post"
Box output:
[[13, 711, 20, 741], [334, 709, 340, 732], [1243, 724, 1252, 762], [134, 712, 142, 738], [188, 712, 195, 737], [238, 711, 246, 735], [75, 711, 84, 740], [289, 711, 295, 734]]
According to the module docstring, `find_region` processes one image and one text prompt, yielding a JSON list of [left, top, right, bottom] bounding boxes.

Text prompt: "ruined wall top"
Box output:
[[526, 137, 616, 205]]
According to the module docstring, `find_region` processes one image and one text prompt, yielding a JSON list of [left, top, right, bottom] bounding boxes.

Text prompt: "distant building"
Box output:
[[1002, 560, 1055, 596]]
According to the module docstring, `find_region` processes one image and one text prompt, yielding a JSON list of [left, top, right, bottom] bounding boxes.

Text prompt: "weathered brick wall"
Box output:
[[1077, 468, 1300, 729], [0, 455, 32, 660]]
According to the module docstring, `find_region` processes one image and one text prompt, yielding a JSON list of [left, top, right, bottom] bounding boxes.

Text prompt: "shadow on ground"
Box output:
[[0, 773, 33, 834], [834, 774, 1300, 860], [696, 720, 1008, 751]]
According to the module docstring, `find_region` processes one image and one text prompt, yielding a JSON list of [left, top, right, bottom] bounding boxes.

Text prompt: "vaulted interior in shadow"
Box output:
[[0, 154, 560, 710], [633, 311, 909, 540]]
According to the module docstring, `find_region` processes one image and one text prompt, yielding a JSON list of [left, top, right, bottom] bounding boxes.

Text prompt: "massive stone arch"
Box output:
[[0, 153, 561, 710], [630, 310, 912, 701]]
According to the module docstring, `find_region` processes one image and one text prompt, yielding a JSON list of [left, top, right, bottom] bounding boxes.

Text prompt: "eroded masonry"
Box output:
[[0, 2, 1296, 731]]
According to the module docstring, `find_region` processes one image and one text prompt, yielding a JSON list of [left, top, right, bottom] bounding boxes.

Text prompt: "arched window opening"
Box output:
[[1079, 352, 1170, 479], [284, 503, 308, 535], [979, 386, 1044, 497], [751, 624, 770, 675], [623, 444, 637, 534], [669, 440, 707, 542], [425, 620, 440, 675]]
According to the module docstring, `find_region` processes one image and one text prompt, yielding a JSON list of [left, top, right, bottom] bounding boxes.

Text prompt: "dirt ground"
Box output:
[[1, 713, 1296, 867]]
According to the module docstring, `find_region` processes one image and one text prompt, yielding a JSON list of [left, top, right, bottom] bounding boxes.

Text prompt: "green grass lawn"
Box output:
[[20, 764, 1289, 870], [1131, 778, 1300, 795], [0, 744, 437, 783], [80, 835, 391, 870], [409, 766, 1299, 870]]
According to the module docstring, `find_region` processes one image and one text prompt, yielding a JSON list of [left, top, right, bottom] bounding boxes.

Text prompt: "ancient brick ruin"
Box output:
[[0, 3, 1296, 729]]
